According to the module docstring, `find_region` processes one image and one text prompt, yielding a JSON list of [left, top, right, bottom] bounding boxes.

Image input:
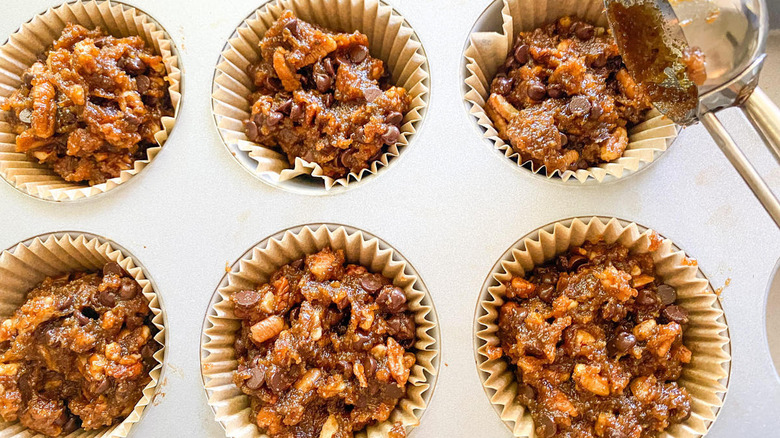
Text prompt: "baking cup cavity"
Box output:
[[474, 217, 730, 437], [462, 0, 679, 184], [211, 0, 430, 195], [0, 0, 182, 201], [0, 231, 166, 438], [200, 224, 440, 437]]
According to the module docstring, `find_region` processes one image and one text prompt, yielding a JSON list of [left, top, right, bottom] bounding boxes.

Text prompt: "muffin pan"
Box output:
[[0, 0, 779, 437]]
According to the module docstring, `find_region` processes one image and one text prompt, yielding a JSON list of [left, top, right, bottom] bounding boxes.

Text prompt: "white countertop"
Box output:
[[2, 0, 780, 436]]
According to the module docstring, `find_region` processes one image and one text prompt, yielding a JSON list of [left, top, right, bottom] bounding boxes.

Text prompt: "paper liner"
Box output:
[[0, 0, 182, 201], [475, 217, 730, 437], [0, 232, 166, 438], [212, 0, 429, 193], [463, 0, 679, 183], [201, 224, 439, 437]]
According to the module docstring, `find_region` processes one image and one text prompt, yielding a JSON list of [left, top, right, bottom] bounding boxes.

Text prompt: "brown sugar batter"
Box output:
[[244, 11, 410, 179], [496, 241, 692, 438], [486, 17, 653, 173], [0, 263, 159, 436], [1, 24, 173, 185], [232, 248, 416, 438]]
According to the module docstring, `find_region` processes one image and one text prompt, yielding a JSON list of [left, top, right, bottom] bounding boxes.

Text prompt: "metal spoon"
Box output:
[[605, 0, 780, 227]]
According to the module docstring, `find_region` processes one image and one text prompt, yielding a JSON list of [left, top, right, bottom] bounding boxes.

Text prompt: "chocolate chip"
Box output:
[[592, 55, 607, 68], [245, 366, 265, 389], [590, 103, 603, 120], [277, 99, 293, 114], [120, 56, 146, 75], [290, 258, 304, 270], [314, 73, 332, 93], [573, 22, 595, 40], [538, 413, 557, 437], [376, 286, 406, 313], [547, 83, 565, 99], [353, 331, 373, 350], [518, 383, 536, 401], [18, 108, 32, 124], [567, 254, 588, 271], [266, 111, 283, 127], [614, 332, 636, 353], [323, 57, 335, 76], [352, 127, 365, 142], [386, 314, 415, 340], [662, 305, 689, 324], [74, 310, 91, 326], [384, 382, 405, 399], [244, 120, 259, 142], [323, 93, 334, 108], [284, 19, 298, 36], [102, 262, 123, 277], [135, 75, 150, 94], [265, 365, 292, 393], [386, 111, 403, 126], [527, 82, 547, 100], [493, 75, 514, 95], [514, 44, 530, 64], [21, 72, 34, 87], [381, 125, 400, 145], [636, 289, 658, 306], [676, 405, 692, 422], [559, 132, 568, 146], [58, 295, 73, 311], [364, 356, 377, 376], [349, 45, 369, 63], [337, 360, 353, 377], [290, 102, 304, 121], [656, 285, 677, 306], [339, 149, 356, 169], [538, 284, 556, 303], [364, 87, 382, 102], [62, 417, 79, 434], [99, 290, 116, 307], [119, 278, 140, 300], [360, 275, 383, 292], [95, 378, 110, 394], [234, 290, 261, 307], [569, 96, 591, 116]]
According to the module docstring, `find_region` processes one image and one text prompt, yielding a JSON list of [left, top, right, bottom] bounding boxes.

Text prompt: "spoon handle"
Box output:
[[742, 87, 780, 164], [701, 111, 780, 228]]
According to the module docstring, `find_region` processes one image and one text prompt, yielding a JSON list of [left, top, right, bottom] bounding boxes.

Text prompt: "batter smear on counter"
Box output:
[[232, 248, 417, 438], [244, 11, 410, 179], [486, 16, 653, 173]]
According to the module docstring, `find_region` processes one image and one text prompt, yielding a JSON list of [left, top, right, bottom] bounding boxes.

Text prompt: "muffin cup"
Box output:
[[0, 0, 182, 202], [0, 231, 166, 437], [200, 224, 440, 437], [474, 217, 730, 437], [211, 0, 430, 195], [463, 0, 679, 183]]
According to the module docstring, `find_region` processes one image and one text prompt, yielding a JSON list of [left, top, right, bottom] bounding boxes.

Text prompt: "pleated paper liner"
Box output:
[[0, 0, 182, 202], [463, 0, 679, 184], [200, 224, 440, 437], [0, 232, 166, 438], [474, 217, 731, 437], [211, 0, 430, 195]]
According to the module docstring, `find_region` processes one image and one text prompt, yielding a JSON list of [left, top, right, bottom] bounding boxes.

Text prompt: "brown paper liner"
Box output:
[[0, 0, 182, 201], [211, 0, 429, 194], [463, 0, 679, 183], [0, 232, 166, 437], [475, 217, 730, 437], [201, 224, 439, 437]]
